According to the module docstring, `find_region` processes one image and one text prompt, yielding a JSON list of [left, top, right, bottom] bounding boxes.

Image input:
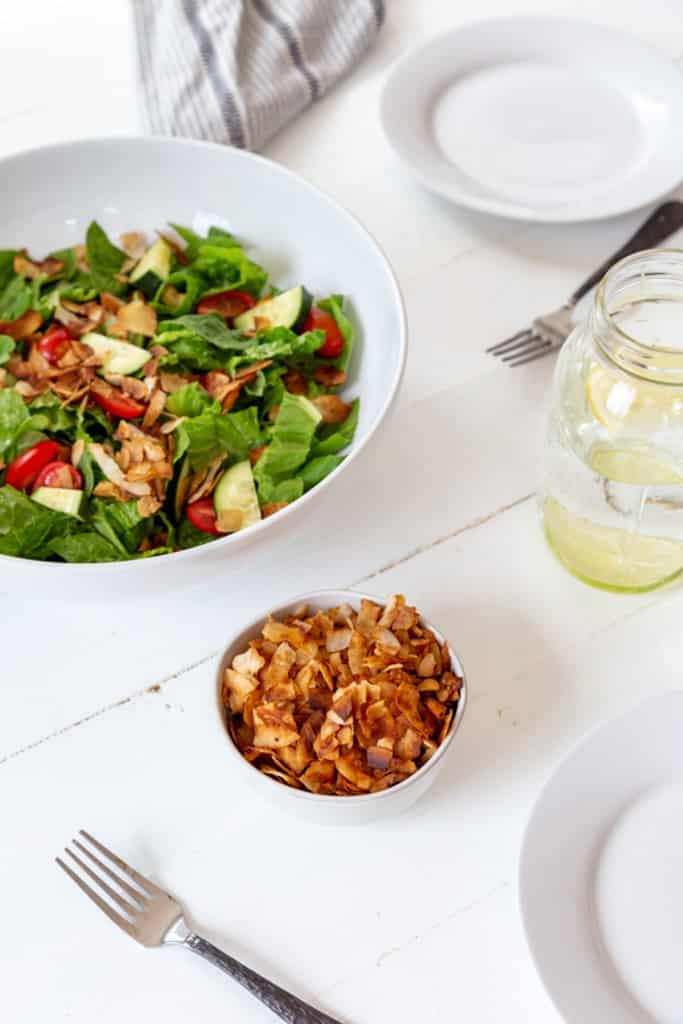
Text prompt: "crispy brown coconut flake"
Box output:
[[312, 394, 352, 424], [222, 595, 462, 797], [262, 502, 288, 518], [313, 365, 347, 388], [114, 298, 157, 337], [0, 310, 42, 340], [159, 371, 191, 394], [119, 232, 147, 261], [14, 254, 64, 280], [54, 301, 103, 337]]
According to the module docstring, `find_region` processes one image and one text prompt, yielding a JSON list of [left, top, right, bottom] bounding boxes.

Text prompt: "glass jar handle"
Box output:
[[569, 200, 683, 307]]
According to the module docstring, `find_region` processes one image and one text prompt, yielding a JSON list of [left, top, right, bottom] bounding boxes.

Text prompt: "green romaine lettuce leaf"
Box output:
[[158, 313, 251, 351], [0, 275, 32, 320], [257, 476, 304, 505], [299, 455, 343, 491], [0, 389, 29, 460], [177, 516, 216, 549], [0, 251, 18, 293], [253, 392, 321, 486], [166, 382, 218, 418], [177, 406, 262, 471], [85, 221, 127, 296], [89, 498, 150, 555], [310, 398, 359, 457], [0, 335, 15, 365]]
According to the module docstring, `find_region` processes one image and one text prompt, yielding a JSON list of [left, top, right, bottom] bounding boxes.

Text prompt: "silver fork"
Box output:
[[57, 830, 344, 1024], [488, 199, 683, 367]]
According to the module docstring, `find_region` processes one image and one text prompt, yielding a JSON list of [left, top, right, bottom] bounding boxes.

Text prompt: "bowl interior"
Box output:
[[215, 589, 467, 802], [0, 139, 405, 579]]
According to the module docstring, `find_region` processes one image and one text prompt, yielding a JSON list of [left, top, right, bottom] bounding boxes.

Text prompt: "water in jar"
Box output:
[[542, 298, 683, 592]]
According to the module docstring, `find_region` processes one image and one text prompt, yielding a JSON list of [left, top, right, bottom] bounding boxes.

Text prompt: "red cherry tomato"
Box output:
[[304, 307, 344, 359], [5, 440, 61, 491], [186, 498, 222, 535], [33, 460, 82, 491], [37, 325, 72, 365], [196, 290, 256, 320], [90, 379, 147, 420]]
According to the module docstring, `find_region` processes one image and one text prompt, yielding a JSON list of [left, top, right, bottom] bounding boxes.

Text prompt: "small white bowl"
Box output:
[[214, 589, 467, 825]]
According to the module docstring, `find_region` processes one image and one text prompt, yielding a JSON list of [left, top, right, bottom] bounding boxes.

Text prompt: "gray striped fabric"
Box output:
[[132, 0, 384, 151]]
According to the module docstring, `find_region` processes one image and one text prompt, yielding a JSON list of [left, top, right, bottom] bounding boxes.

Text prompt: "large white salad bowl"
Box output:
[[0, 137, 406, 594]]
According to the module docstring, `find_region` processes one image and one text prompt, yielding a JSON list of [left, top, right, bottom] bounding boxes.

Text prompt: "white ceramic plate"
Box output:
[[381, 17, 683, 222], [0, 137, 406, 594], [520, 691, 683, 1023]]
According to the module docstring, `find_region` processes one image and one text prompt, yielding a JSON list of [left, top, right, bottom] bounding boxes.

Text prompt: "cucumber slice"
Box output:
[[129, 238, 172, 298], [213, 461, 261, 532], [82, 332, 150, 376], [32, 487, 82, 516], [234, 285, 311, 333]]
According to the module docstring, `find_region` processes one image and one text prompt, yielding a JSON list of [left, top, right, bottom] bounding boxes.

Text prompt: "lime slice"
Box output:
[[589, 447, 683, 485], [213, 461, 262, 533], [543, 498, 683, 592], [586, 364, 683, 432]]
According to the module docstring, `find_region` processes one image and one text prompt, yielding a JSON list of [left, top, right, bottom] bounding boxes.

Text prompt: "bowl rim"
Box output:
[[214, 588, 468, 804], [0, 135, 407, 573]]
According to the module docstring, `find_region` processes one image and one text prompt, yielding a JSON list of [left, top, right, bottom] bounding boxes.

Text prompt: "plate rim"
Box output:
[[380, 15, 683, 223], [518, 689, 683, 1022]]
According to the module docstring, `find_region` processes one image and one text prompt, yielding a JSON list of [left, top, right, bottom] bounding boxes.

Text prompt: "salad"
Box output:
[[0, 222, 358, 562]]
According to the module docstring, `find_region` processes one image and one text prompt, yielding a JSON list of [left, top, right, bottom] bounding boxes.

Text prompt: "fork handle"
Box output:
[[569, 199, 683, 307], [186, 933, 344, 1023]]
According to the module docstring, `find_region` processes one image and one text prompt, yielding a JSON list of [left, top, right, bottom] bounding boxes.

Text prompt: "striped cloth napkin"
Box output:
[[133, 0, 384, 151]]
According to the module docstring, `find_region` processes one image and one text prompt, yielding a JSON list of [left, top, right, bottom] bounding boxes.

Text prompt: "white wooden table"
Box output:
[[2, 2, 683, 1021]]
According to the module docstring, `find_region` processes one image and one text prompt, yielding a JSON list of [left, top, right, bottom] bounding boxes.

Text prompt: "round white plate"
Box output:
[[381, 17, 683, 222], [520, 691, 683, 1023]]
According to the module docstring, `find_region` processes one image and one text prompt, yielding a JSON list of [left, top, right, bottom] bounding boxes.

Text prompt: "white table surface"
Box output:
[[2, 2, 683, 1021]]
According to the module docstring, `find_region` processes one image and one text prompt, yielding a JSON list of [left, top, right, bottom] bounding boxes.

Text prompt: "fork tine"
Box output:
[[79, 830, 160, 897], [56, 857, 136, 937], [507, 342, 554, 367], [495, 333, 546, 358], [65, 847, 142, 918], [487, 328, 532, 355], [72, 838, 149, 905]]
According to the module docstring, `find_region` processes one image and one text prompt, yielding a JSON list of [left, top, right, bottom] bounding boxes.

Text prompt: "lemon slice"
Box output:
[[586, 364, 683, 432], [543, 498, 683, 592], [589, 447, 683, 485], [213, 461, 262, 532]]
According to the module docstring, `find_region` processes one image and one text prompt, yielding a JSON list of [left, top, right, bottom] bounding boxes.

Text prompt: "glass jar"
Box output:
[[541, 249, 683, 592]]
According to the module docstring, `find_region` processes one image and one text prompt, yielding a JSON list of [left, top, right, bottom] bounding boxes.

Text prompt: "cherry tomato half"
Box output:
[[196, 290, 256, 321], [5, 440, 61, 491], [304, 307, 344, 359], [37, 325, 72, 365], [33, 460, 82, 491], [186, 498, 222, 535], [90, 379, 147, 420]]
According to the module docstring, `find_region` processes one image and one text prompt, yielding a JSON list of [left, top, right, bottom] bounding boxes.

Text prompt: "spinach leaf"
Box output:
[[159, 336, 226, 373], [166, 382, 218, 418], [85, 221, 127, 296], [225, 327, 324, 375], [0, 389, 29, 460], [159, 313, 251, 351], [50, 531, 121, 563], [0, 486, 74, 559], [90, 498, 150, 555], [0, 335, 15, 365], [49, 247, 77, 280], [177, 516, 216, 549]]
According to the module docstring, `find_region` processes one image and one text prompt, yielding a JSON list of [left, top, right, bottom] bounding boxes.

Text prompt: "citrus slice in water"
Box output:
[[589, 447, 683, 485], [543, 497, 683, 592], [586, 364, 683, 432]]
